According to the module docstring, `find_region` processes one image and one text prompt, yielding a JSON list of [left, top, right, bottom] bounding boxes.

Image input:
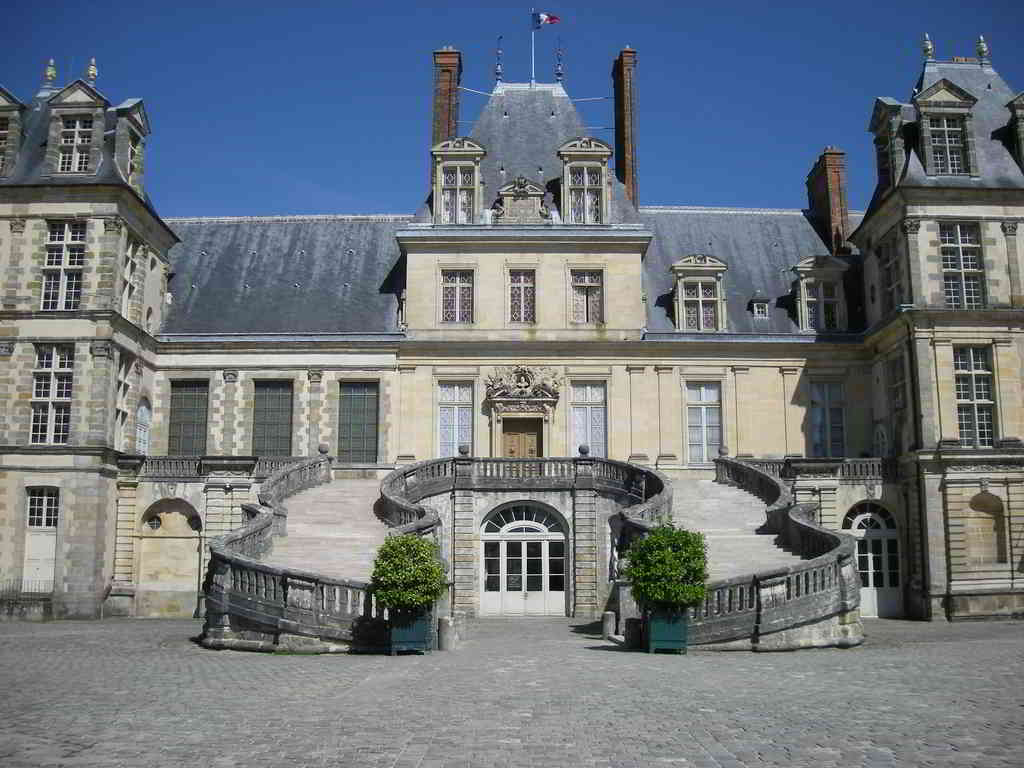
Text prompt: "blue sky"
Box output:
[[4, 0, 1023, 217]]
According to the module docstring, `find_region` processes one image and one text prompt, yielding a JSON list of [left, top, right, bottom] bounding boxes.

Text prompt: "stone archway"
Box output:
[[842, 502, 902, 618], [136, 498, 203, 618]]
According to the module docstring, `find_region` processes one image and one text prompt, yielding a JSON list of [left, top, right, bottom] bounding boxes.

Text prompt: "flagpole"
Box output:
[[530, 8, 536, 86]]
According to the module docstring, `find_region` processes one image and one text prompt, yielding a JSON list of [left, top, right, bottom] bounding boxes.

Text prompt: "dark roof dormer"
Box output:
[[912, 78, 980, 178], [0, 85, 26, 179]]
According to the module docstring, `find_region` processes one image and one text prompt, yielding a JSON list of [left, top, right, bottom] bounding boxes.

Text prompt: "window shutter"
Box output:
[[338, 382, 379, 463], [168, 381, 208, 455]]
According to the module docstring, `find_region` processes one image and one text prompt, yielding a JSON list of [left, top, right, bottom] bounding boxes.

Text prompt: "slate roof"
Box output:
[[640, 207, 862, 334], [417, 82, 638, 224], [164, 216, 410, 335]]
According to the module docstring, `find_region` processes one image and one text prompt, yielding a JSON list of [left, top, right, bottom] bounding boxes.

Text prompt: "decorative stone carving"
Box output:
[[89, 340, 113, 358], [0, 341, 14, 356], [495, 176, 549, 225], [104, 218, 122, 233], [307, 369, 323, 383], [901, 218, 921, 234], [222, 369, 238, 383], [485, 365, 561, 417], [9, 218, 26, 234], [1001, 220, 1019, 236]]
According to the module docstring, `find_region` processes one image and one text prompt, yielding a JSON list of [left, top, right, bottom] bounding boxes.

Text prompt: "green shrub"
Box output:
[[623, 524, 707, 612], [370, 535, 447, 610]]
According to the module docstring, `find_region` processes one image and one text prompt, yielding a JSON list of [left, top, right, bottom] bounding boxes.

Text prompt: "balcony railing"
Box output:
[[738, 457, 898, 483]]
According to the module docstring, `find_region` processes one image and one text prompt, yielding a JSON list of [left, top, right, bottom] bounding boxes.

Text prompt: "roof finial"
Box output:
[[976, 35, 989, 61], [44, 58, 57, 85], [922, 33, 934, 61], [555, 37, 564, 82], [494, 35, 503, 84], [86, 57, 98, 85]]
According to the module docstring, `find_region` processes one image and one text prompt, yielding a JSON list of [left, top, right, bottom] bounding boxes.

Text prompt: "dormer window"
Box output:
[[913, 78, 979, 178], [59, 117, 92, 173], [792, 255, 849, 332], [557, 137, 612, 225], [431, 138, 485, 226], [127, 131, 142, 180], [670, 254, 727, 332], [752, 302, 769, 319]]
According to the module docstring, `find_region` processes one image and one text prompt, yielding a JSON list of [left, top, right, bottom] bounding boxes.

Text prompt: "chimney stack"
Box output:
[[431, 46, 462, 148], [806, 146, 850, 254], [612, 47, 638, 207]]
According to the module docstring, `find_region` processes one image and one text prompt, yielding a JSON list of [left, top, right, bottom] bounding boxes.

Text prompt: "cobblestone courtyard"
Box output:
[[0, 617, 1021, 768]]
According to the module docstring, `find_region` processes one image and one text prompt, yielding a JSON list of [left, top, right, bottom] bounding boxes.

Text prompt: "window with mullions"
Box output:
[[568, 165, 602, 224], [338, 382, 379, 463], [804, 281, 840, 331], [31, 344, 74, 444], [929, 117, 967, 174], [570, 270, 603, 323], [686, 382, 721, 463], [114, 352, 134, 451], [27, 488, 60, 529], [439, 383, 473, 457], [571, 381, 607, 458], [940, 223, 985, 309], [58, 117, 92, 173], [886, 355, 906, 413], [681, 280, 720, 331], [127, 131, 142, 180], [43, 221, 85, 311], [440, 165, 475, 224], [121, 238, 142, 318], [168, 381, 209, 455], [878, 240, 904, 315], [954, 347, 995, 448], [810, 382, 845, 457], [252, 381, 293, 456], [509, 270, 536, 323], [441, 270, 473, 323]]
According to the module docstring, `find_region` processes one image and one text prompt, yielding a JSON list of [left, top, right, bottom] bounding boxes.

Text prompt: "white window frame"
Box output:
[[809, 381, 845, 458], [43, 220, 85, 311], [440, 269, 474, 323], [31, 344, 74, 445], [685, 380, 722, 464], [570, 380, 607, 458], [940, 222, 985, 310], [438, 382, 474, 457], [135, 398, 152, 455], [127, 130, 142, 180], [804, 280, 842, 331], [570, 269, 604, 324], [954, 347, 996, 448], [752, 301, 769, 319], [508, 269, 536, 324], [58, 116, 92, 173], [566, 164, 604, 224], [115, 352, 134, 451], [439, 164, 476, 224], [121, 237, 142, 318], [929, 116, 967, 175], [27, 487, 60, 529], [679, 279, 723, 331], [878, 238, 904, 315]]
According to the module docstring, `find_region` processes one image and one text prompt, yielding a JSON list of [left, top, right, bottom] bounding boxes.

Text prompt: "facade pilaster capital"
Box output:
[[779, 366, 800, 376], [307, 369, 323, 383], [1001, 220, 1019, 236], [0, 341, 14, 356], [89, 340, 113, 359], [901, 218, 922, 235], [104, 217, 123, 234], [9, 217, 26, 234], [654, 365, 674, 374], [731, 366, 750, 374], [222, 369, 238, 383], [626, 365, 646, 374]]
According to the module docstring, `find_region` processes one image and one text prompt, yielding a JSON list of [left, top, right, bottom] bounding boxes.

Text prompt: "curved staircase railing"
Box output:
[[616, 457, 862, 650]]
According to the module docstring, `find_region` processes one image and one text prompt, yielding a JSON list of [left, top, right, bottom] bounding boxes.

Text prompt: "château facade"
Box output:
[[1, 39, 1022, 624]]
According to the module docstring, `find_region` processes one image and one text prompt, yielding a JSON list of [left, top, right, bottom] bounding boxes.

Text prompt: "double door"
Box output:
[[480, 538, 565, 615]]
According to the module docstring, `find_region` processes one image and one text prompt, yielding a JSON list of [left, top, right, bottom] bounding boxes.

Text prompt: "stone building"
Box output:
[[0, 37, 1021, 625]]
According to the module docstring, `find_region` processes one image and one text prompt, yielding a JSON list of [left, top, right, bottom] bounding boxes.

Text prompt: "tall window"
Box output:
[[571, 381, 607, 458], [127, 131, 142, 179], [886, 355, 906, 413], [0, 117, 8, 173], [252, 381, 293, 456], [121, 238, 142, 318], [43, 221, 85, 311], [804, 281, 840, 331], [571, 270, 603, 324], [929, 117, 967, 174], [509, 270, 536, 323], [878, 240, 903, 315], [686, 381, 721, 463], [568, 165, 602, 223], [810, 382, 845, 457], [940, 223, 984, 309], [681, 280, 720, 331], [58, 116, 92, 173], [439, 383, 473, 457], [31, 344, 73, 444], [441, 270, 473, 323], [338, 382, 379, 463], [115, 352, 134, 450], [135, 399, 152, 454], [954, 347, 995, 448], [168, 381, 209, 455], [440, 166, 474, 224], [27, 488, 60, 529]]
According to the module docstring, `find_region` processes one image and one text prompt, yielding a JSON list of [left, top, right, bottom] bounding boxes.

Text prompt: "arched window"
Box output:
[[842, 502, 902, 618], [966, 492, 1007, 565], [482, 504, 563, 534], [135, 398, 152, 455]]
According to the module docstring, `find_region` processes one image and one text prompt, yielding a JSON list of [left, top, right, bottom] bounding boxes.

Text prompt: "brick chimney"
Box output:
[[431, 46, 462, 148], [806, 146, 850, 254], [612, 47, 638, 207]]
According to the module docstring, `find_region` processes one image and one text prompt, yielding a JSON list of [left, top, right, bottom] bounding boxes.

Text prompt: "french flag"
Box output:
[[532, 11, 560, 29]]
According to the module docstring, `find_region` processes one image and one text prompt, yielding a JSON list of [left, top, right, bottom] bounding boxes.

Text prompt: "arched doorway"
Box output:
[[842, 503, 902, 618], [136, 499, 203, 618], [480, 503, 567, 616]]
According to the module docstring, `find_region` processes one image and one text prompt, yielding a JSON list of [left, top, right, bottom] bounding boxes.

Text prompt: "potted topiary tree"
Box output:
[[370, 534, 447, 655], [622, 523, 707, 654]]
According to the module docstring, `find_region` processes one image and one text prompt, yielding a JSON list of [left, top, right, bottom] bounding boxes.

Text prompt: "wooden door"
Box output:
[[502, 419, 542, 458]]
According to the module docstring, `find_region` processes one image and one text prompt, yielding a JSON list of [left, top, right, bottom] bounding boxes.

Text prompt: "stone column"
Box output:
[[654, 365, 679, 465], [85, 341, 114, 446], [902, 218, 922, 305], [396, 365, 417, 463], [626, 365, 649, 463], [451, 449, 476, 616], [220, 369, 238, 455], [1002, 221, 1021, 307], [572, 453, 598, 618], [779, 367, 801, 456], [913, 333, 940, 448]]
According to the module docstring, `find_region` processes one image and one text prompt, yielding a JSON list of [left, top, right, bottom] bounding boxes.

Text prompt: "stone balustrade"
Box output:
[[737, 457, 898, 483]]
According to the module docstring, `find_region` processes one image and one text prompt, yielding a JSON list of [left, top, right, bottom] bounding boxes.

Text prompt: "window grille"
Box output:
[[804, 280, 840, 330], [252, 381, 293, 456], [43, 221, 85, 311], [441, 270, 473, 323], [509, 270, 536, 323], [168, 381, 209, 455], [954, 347, 995, 447], [440, 165, 475, 224], [571, 270, 603, 323], [27, 488, 59, 528], [31, 344, 74, 444], [940, 223, 984, 309], [568, 165, 602, 224], [682, 280, 720, 330]]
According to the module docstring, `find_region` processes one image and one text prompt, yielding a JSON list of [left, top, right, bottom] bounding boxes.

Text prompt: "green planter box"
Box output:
[[388, 610, 432, 655], [646, 611, 689, 654]]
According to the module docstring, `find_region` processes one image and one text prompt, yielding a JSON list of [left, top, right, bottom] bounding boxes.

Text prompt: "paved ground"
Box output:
[[0, 617, 1021, 767]]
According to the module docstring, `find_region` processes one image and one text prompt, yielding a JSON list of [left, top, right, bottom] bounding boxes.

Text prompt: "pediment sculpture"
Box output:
[[485, 365, 561, 416]]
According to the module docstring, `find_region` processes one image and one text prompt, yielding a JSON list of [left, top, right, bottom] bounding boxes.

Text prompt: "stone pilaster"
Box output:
[[654, 365, 679, 464], [731, 366, 750, 456], [779, 367, 801, 456], [1002, 220, 1021, 307], [85, 341, 114, 446], [396, 365, 417, 463], [626, 365, 649, 463], [931, 338, 958, 447], [572, 455, 598, 618], [902, 218, 922, 306], [306, 369, 324, 456]]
